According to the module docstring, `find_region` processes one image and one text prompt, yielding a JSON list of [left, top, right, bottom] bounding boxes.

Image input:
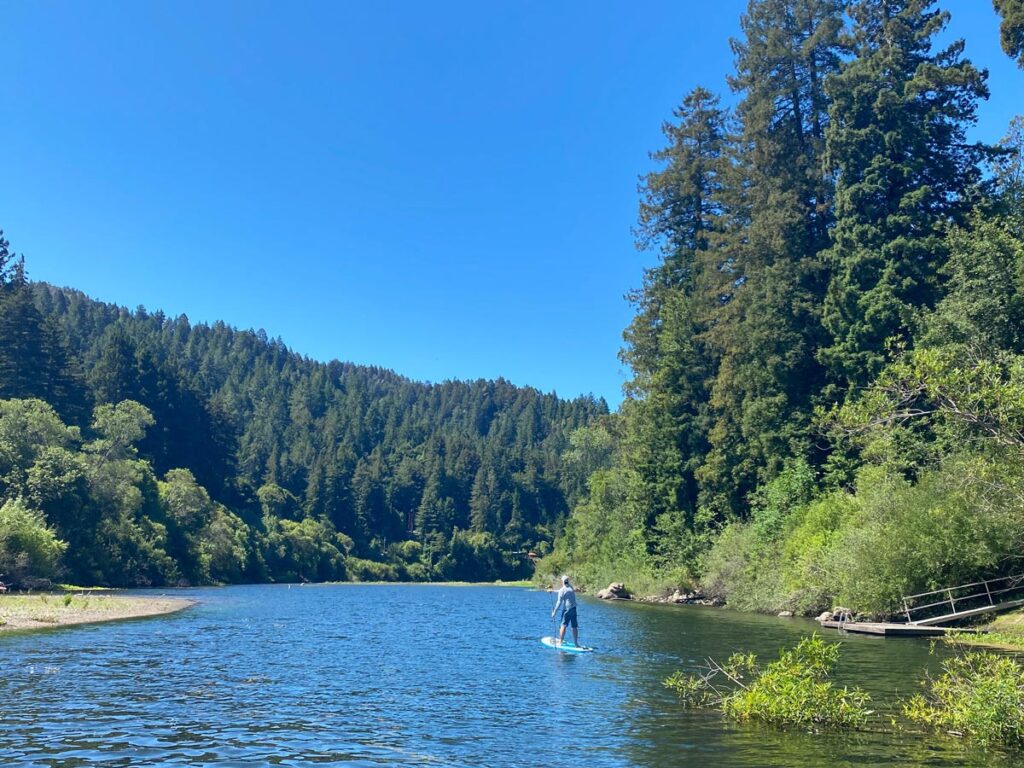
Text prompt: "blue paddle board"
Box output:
[[541, 636, 594, 653]]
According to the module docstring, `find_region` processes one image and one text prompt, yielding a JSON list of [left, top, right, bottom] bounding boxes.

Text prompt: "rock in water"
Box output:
[[596, 582, 631, 600]]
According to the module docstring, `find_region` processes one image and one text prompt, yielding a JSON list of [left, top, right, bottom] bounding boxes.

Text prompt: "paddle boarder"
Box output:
[[551, 574, 580, 647]]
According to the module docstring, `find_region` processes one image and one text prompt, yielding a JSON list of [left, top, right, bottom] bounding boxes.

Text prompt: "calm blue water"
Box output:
[[0, 584, 1015, 766]]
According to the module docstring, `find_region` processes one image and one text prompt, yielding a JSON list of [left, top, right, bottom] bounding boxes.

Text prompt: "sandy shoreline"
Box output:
[[0, 594, 194, 634]]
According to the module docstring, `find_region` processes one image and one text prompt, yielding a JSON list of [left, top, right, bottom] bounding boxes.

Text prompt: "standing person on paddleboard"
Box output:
[[551, 575, 580, 647]]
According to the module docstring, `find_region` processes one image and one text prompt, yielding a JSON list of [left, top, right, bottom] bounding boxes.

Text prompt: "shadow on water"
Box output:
[[0, 584, 1018, 766]]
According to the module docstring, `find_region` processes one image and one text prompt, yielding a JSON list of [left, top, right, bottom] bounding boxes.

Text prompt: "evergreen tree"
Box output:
[[469, 466, 503, 534], [622, 87, 729, 547], [820, 0, 990, 391], [923, 213, 1024, 353], [0, 235, 88, 421], [699, 0, 843, 516], [994, 0, 1024, 67], [994, 116, 1024, 217]]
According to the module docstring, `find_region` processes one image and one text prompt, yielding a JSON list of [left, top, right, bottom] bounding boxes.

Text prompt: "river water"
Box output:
[[0, 584, 1015, 766]]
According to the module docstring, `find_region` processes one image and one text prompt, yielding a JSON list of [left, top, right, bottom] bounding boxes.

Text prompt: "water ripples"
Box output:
[[0, 584, 1011, 766]]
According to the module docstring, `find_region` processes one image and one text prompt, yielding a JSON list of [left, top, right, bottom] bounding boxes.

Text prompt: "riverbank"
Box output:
[[0, 593, 194, 633], [944, 608, 1024, 651]]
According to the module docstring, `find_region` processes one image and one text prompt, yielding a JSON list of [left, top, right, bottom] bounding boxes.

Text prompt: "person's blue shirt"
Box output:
[[554, 583, 577, 613]]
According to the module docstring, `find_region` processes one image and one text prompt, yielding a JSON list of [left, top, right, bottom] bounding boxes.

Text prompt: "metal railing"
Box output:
[[901, 574, 1024, 624]]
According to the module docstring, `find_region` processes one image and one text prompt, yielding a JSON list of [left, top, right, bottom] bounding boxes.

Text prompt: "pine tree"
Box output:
[[820, 0, 990, 392], [994, 116, 1024, 217], [698, 0, 843, 516], [0, 236, 88, 421], [469, 466, 504, 534], [994, 0, 1024, 68], [627, 86, 729, 382], [622, 87, 730, 540]]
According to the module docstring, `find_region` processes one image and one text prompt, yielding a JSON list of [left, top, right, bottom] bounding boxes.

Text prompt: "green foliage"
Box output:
[[0, 398, 80, 494], [159, 468, 217, 583], [665, 636, 872, 729], [747, 460, 817, 541], [697, 462, 821, 612], [87, 401, 155, 461], [620, 85, 730, 573], [696, 0, 842, 516], [561, 422, 617, 504], [442, 530, 524, 582], [832, 344, 1024, 468], [345, 556, 399, 582], [257, 483, 301, 521], [0, 497, 67, 586], [994, 0, 1024, 68], [541, 463, 663, 591], [924, 215, 1024, 351], [199, 504, 253, 583], [827, 460, 1024, 614], [820, 0, 989, 391], [703, 453, 1024, 617], [0, 235, 89, 423], [262, 516, 348, 583], [905, 650, 1024, 746], [0, 223, 607, 585], [723, 636, 871, 727]]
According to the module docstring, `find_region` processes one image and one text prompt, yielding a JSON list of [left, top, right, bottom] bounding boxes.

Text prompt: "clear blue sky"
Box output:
[[1, 1, 1019, 408]]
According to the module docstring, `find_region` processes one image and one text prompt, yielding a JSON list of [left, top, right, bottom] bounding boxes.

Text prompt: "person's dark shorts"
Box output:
[[560, 606, 578, 629]]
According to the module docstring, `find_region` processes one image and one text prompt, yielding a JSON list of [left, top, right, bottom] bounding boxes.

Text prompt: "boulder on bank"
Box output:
[[642, 588, 723, 607], [597, 582, 631, 600], [778, 610, 794, 618], [817, 607, 854, 623]]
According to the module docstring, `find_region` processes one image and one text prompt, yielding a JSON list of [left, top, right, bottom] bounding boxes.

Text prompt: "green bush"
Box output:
[[721, 636, 871, 727], [824, 458, 1024, 616], [665, 635, 872, 729], [199, 505, 253, 584], [262, 516, 348, 582], [699, 451, 1024, 617], [387, 540, 423, 564], [777, 491, 858, 614], [0, 497, 67, 586], [699, 520, 786, 612], [904, 650, 1024, 746], [699, 462, 825, 613], [346, 557, 399, 582]]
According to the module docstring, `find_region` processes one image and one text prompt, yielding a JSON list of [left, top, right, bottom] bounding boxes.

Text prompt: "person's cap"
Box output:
[[561, 574, 570, 584]]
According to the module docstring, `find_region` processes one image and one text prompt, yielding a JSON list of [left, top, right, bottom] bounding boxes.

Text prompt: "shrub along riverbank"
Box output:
[[666, 634, 1024, 750]]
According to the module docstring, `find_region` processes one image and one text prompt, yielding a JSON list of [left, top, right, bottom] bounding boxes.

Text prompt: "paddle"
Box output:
[[550, 580, 559, 639]]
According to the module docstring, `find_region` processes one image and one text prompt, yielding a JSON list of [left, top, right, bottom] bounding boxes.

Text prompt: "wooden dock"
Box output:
[[818, 575, 1024, 637], [818, 620, 966, 637]]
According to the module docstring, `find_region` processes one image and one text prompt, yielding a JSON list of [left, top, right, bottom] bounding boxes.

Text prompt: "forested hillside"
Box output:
[[0, 249, 606, 587], [544, 0, 1024, 616]]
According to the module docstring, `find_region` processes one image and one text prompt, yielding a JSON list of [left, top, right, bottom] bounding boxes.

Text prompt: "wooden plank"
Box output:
[[819, 621, 953, 636]]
